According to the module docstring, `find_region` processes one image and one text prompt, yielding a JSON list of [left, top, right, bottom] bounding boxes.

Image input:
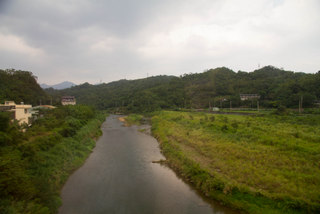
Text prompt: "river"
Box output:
[[59, 115, 234, 214]]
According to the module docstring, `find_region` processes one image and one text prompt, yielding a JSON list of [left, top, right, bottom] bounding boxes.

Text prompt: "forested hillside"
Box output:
[[48, 66, 320, 112], [1, 67, 318, 111], [46, 75, 183, 112], [0, 69, 48, 105]]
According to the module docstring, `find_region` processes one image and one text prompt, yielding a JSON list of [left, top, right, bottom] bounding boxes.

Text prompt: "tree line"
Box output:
[[1, 66, 319, 112], [47, 66, 320, 112]]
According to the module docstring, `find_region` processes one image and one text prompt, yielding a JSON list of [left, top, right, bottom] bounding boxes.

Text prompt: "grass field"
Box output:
[[151, 111, 320, 213]]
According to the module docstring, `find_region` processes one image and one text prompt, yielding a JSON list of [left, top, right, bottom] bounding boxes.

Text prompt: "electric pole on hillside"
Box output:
[[299, 95, 303, 114], [257, 101, 259, 112], [230, 100, 232, 111]]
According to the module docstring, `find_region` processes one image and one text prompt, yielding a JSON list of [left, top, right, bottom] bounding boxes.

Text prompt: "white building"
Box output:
[[240, 94, 260, 101], [0, 101, 32, 125], [61, 96, 76, 105]]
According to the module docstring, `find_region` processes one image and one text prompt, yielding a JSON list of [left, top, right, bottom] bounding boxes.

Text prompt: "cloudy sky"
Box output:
[[0, 0, 319, 84]]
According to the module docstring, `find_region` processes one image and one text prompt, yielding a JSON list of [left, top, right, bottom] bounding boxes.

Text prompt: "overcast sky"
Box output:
[[0, 0, 319, 84]]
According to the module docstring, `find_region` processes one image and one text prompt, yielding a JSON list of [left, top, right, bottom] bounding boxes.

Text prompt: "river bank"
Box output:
[[0, 106, 107, 214], [59, 115, 235, 214], [126, 111, 320, 213]]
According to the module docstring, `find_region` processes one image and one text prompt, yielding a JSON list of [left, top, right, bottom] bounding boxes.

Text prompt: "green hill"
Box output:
[[0, 69, 48, 105], [47, 66, 320, 112]]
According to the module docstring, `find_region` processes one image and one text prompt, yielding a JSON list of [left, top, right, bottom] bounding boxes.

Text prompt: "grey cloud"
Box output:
[[0, 0, 319, 84]]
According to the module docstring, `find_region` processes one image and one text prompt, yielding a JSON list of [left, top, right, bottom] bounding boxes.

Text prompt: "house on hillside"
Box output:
[[61, 96, 76, 105], [240, 94, 260, 101], [0, 101, 32, 125]]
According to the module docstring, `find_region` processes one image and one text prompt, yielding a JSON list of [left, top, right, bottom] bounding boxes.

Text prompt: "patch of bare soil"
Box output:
[[118, 116, 129, 126]]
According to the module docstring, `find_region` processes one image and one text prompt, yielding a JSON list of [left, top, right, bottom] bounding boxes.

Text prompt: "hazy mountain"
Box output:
[[40, 81, 76, 90]]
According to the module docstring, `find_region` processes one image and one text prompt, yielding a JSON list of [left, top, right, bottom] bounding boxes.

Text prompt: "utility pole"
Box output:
[[230, 100, 232, 111], [209, 101, 211, 111], [299, 95, 303, 114], [257, 101, 259, 112]]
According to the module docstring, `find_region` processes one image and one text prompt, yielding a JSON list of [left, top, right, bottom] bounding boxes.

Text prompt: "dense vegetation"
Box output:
[[1, 67, 319, 213], [151, 111, 320, 213], [0, 69, 48, 106], [47, 66, 320, 112], [0, 105, 106, 213]]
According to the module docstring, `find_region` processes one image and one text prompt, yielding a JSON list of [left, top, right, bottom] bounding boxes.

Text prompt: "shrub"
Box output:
[[0, 112, 10, 132], [221, 125, 229, 132], [231, 122, 239, 129], [274, 105, 287, 115]]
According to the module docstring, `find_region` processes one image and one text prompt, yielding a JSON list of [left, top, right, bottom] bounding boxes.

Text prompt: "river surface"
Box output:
[[59, 115, 234, 214]]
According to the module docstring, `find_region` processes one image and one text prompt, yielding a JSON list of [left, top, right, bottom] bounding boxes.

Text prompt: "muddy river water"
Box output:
[[59, 115, 234, 214]]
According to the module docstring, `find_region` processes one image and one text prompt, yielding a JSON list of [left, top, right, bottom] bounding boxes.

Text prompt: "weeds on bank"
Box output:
[[151, 111, 320, 213], [0, 107, 107, 214], [125, 114, 144, 126]]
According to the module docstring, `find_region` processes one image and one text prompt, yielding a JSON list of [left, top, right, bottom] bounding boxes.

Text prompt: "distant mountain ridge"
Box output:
[[40, 81, 76, 90], [45, 66, 320, 112]]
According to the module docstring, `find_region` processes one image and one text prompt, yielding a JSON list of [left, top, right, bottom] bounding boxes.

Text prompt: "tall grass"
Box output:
[[151, 111, 320, 213], [125, 114, 144, 126]]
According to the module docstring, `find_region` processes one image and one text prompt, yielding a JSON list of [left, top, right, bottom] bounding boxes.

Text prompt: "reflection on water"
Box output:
[[59, 115, 234, 214]]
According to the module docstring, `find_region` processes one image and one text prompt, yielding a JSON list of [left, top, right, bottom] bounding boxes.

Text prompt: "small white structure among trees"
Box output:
[[61, 96, 76, 105], [240, 94, 260, 101]]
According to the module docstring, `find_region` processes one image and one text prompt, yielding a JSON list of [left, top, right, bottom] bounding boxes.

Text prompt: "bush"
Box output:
[[274, 105, 287, 115], [0, 105, 106, 213], [0, 112, 10, 132], [221, 124, 229, 132]]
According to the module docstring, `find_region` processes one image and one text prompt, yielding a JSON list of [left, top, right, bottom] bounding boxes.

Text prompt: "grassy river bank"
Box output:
[[128, 111, 320, 213], [0, 106, 107, 214]]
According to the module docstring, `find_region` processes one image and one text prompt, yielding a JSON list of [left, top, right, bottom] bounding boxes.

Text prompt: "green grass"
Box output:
[[151, 111, 320, 213]]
